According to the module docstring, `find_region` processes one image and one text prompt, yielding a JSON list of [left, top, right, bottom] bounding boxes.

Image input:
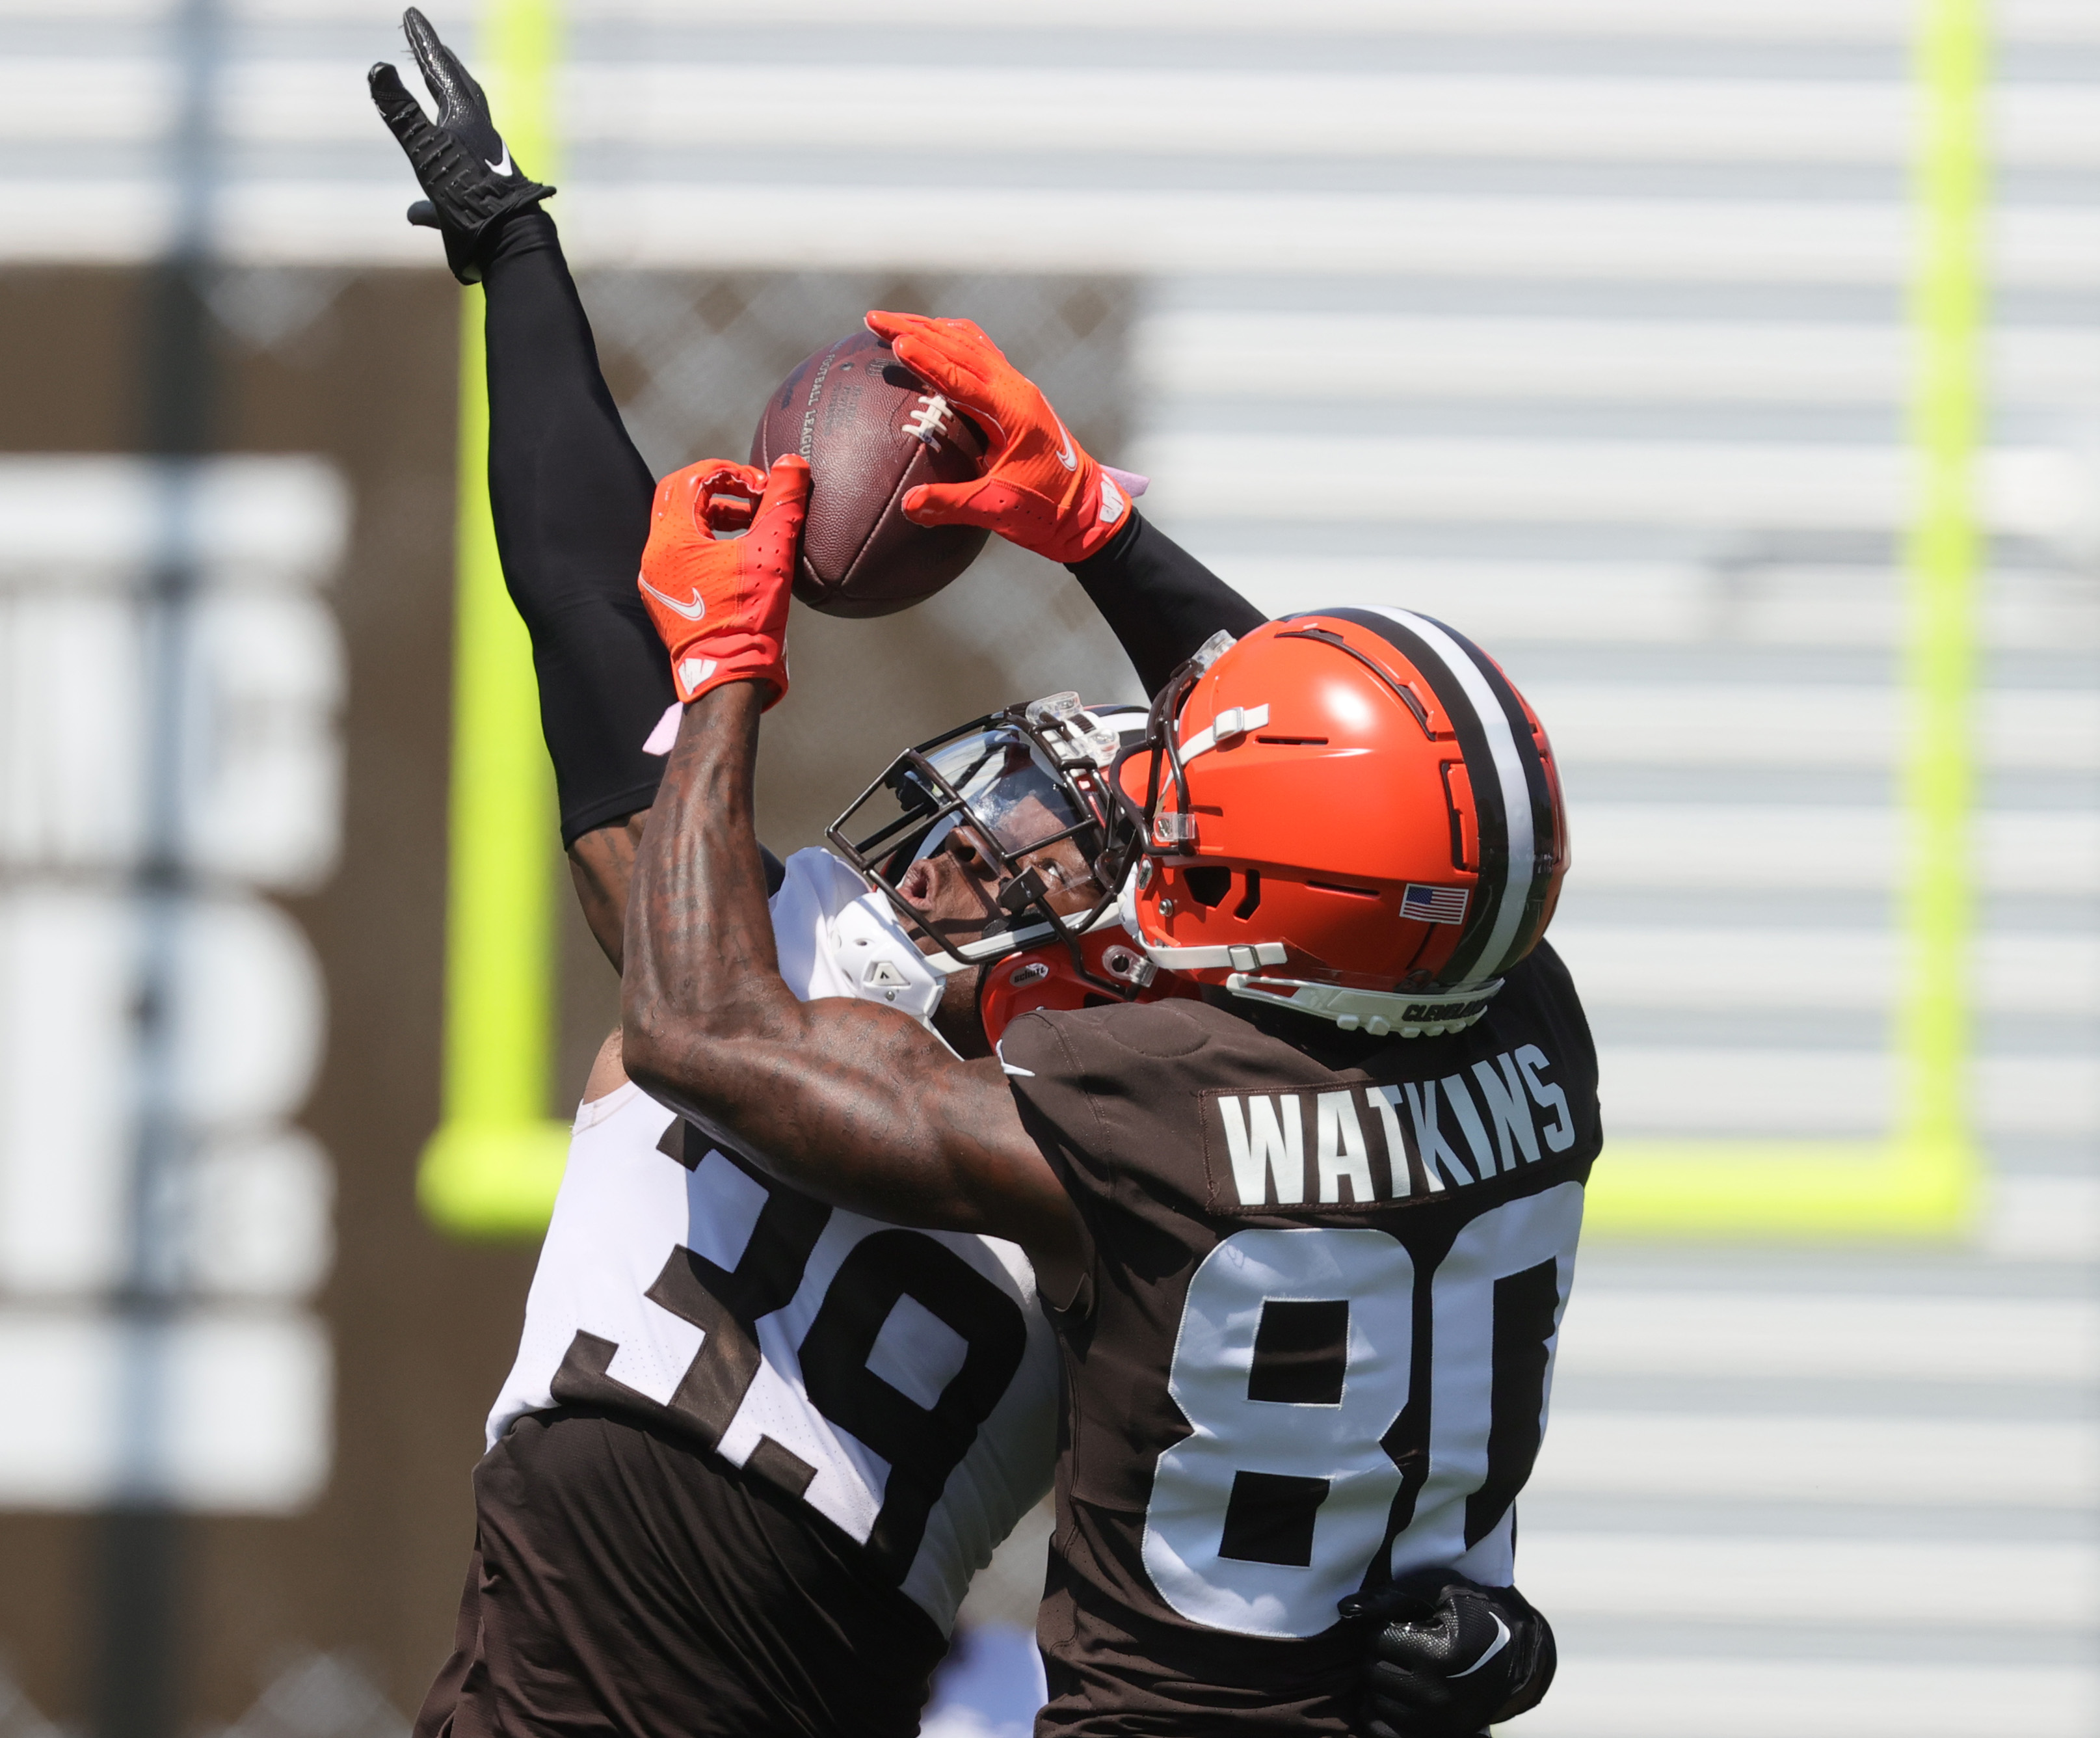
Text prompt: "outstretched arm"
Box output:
[[373, 8, 675, 967], [618, 453, 1086, 1289], [621, 683, 1083, 1287], [483, 213, 672, 858]]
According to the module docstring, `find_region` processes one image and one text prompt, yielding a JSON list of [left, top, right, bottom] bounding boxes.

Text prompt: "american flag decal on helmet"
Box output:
[[1402, 883, 1469, 926]]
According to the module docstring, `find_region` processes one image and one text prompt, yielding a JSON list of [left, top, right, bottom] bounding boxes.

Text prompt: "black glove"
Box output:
[[367, 7, 555, 283], [1340, 1569, 1556, 1738]]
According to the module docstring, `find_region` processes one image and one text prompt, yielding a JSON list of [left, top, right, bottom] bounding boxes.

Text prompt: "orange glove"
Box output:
[[864, 310, 1140, 565], [637, 455, 809, 706]]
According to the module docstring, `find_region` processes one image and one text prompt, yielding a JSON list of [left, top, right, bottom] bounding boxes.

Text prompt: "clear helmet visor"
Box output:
[[832, 722, 1100, 889], [828, 702, 1141, 972], [913, 725, 1090, 864]]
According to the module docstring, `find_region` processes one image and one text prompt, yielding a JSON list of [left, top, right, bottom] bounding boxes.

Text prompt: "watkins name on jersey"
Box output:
[[1208, 1043, 1579, 1210]]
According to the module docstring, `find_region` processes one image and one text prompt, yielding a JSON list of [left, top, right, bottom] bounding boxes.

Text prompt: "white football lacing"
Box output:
[[904, 394, 952, 449]]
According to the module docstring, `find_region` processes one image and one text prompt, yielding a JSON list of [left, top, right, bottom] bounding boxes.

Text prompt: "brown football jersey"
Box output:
[[1000, 941, 1600, 1736]]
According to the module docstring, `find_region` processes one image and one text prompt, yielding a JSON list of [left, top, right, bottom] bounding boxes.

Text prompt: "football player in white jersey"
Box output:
[[371, 15, 1264, 1736]]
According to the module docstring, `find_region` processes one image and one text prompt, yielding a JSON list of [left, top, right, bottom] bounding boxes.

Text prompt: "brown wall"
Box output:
[[0, 265, 533, 1722]]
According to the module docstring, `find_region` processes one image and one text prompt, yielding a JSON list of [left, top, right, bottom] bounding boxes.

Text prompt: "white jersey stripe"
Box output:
[[1372, 606, 1538, 980]]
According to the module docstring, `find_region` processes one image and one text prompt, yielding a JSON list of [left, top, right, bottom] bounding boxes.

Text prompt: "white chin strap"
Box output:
[[1222, 972, 1504, 1038]]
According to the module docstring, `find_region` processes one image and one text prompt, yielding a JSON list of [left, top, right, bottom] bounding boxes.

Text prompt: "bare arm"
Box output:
[[568, 811, 649, 969], [620, 682, 1086, 1294]]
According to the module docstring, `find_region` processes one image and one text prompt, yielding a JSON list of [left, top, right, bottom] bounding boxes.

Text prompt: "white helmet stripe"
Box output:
[[1365, 606, 1537, 981]]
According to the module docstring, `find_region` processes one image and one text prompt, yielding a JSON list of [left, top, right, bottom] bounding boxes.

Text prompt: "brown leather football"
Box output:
[[749, 329, 990, 619]]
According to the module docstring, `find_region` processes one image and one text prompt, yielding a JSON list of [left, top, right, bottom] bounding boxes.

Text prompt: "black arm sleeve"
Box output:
[[1065, 512, 1268, 698], [480, 209, 672, 846], [481, 212, 1255, 829]]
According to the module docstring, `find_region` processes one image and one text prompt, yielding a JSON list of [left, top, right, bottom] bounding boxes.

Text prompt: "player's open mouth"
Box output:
[[894, 848, 997, 926], [897, 857, 939, 909]]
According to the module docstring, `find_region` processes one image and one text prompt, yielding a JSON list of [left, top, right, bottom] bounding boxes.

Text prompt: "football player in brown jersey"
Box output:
[[377, 18, 1485, 1737], [622, 319, 1590, 1736]]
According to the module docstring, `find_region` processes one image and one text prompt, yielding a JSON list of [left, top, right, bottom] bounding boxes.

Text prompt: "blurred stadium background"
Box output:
[[1, 1, 2095, 1733]]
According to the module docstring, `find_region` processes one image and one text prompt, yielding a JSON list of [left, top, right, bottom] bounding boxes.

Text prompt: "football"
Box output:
[[750, 329, 991, 619]]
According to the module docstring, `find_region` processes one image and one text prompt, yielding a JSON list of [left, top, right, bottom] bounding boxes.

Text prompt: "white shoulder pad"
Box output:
[[769, 847, 945, 1026]]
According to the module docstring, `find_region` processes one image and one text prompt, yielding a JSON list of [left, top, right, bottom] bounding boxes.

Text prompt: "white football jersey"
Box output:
[[486, 849, 1059, 1633]]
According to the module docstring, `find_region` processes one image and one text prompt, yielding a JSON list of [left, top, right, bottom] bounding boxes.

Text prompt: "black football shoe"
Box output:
[[368, 6, 554, 283]]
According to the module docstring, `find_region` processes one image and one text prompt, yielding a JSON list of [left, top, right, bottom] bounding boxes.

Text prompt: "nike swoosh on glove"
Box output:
[[1340, 1568, 1558, 1738], [863, 310, 1142, 565], [367, 6, 553, 284], [638, 457, 809, 707]]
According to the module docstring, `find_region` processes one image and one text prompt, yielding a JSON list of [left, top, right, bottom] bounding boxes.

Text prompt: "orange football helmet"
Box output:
[[1111, 610, 1569, 1037]]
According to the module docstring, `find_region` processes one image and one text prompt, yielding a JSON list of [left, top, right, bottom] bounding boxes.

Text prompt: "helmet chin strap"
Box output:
[[1222, 972, 1505, 1039]]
